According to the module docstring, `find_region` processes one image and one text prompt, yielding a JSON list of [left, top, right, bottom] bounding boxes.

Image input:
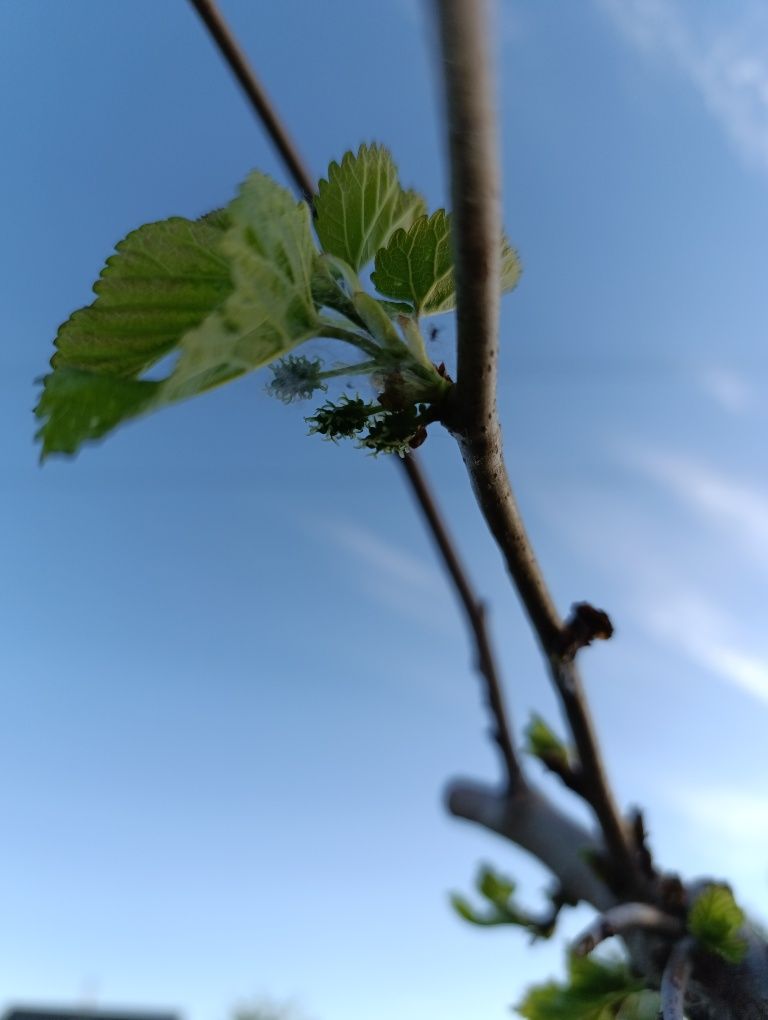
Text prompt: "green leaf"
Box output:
[[525, 713, 570, 769], [688, 883, 747, 962], [371, 210, 455, 316], [35, 369, 161, 457], [516, 955, 644, 1020], [449, 893, 512, 927], [314, 144, 426, 271], [478, 864, 516, 906], [615, 991, 661, 1019], [37, 174, 322, 457], [371, 211, 521, 316], [451, 865, 533, 930], [501, 236, 522, 293], [36, 212, 232, 457], [162, 172, 320, 403], [50, 212, 232, 379]]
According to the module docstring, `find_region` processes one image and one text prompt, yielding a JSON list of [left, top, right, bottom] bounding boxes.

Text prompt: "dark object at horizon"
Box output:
[[4, 1007, 180, 1020]]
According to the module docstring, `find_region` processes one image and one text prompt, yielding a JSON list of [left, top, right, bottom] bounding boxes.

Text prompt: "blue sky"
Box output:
[[3, 1, 768, 1018]]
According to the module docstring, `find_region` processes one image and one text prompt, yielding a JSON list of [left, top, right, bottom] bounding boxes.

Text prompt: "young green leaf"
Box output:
[[371, 210, 522, 316], [450, 892, 519, 928], [162, 171, 320, 403], [525, 713, 570, 770], [501, 236, 523, 292], [36, 212, 232, 457], [371, 210, 454, 316], [450, 864, 560, 933], [516, 955, 644, 1020], [49, 212, 232, 379], [314, 144, 426, 271], [615, 991, 661, 1019], [35, 369, 162, 457], [37, 173, 323, 457], [688, 883, 747, 963]]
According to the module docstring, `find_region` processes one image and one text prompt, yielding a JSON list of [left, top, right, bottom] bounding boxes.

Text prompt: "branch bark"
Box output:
[[188, 0, 316, 204], [573, 903, 682, 956], [432, 0, 638, 892], [662, 937, 695, 1020]]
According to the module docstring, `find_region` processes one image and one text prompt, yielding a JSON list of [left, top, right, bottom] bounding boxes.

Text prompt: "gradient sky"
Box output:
[[3, 2, 768, 1018]]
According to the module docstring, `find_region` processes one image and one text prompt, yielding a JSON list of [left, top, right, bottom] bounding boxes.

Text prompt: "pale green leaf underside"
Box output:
[[36, 174, 320, 457], [371, 211, 521, 316], [314, 143, 426, 271], [164, 172, 319, 403]]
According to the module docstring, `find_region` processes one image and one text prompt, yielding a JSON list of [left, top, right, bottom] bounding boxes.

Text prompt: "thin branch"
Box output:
[[186, 0, 527, 790], [434, 0, 560, 653], [661, 937, 695, 1020], [187, 0, 315, 204], [432, 0, 638, 890], [447, 779, 615, 910], [573, 903, 682, 957], [401, 452, 525, 790]]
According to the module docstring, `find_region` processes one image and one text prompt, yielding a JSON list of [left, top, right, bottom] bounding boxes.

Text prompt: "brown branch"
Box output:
[[432, 0, 638, 890], [400, 453, 525, 790], [186, 0, 527, 789], [573, 903, 682, 957], [187, 0, 315, 204], [661, 937, 695, 1020]]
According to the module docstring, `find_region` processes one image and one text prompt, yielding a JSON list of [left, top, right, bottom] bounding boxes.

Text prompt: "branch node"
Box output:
[[558, 602, 614, 661]]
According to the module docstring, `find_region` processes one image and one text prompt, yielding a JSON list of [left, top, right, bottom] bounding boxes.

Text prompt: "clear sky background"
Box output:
[[3, 1, 768, 1018]]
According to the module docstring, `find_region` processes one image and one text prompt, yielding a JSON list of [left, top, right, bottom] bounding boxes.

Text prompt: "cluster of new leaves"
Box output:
[[452, 864, 548, 934], [688, 883, 747, 963], [451, 863, 574, 941], [517, 955, 659, 1020], [35, 144, 521, 459]]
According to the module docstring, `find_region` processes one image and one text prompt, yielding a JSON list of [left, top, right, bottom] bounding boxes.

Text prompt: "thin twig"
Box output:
[[432, 0, 637, 889], [186, 0, 525, 788], [401, 453, 524, 790], [573, 903, 682, 957], [661, 937, 695, 1020], [187, 0, 315, 204]]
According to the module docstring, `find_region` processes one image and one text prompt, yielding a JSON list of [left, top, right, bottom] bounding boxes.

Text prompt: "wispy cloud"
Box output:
[[328, 522, 438, 589], [640, 589, 768, 704], [612, 447, 768, 701], [698, 366, 753, 414], [551, 444, 768, 705], [321, 521, 452, 631], [634, 448, 768, 565], [670, 784, 768, 842], [597, 0, 768, 173]]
